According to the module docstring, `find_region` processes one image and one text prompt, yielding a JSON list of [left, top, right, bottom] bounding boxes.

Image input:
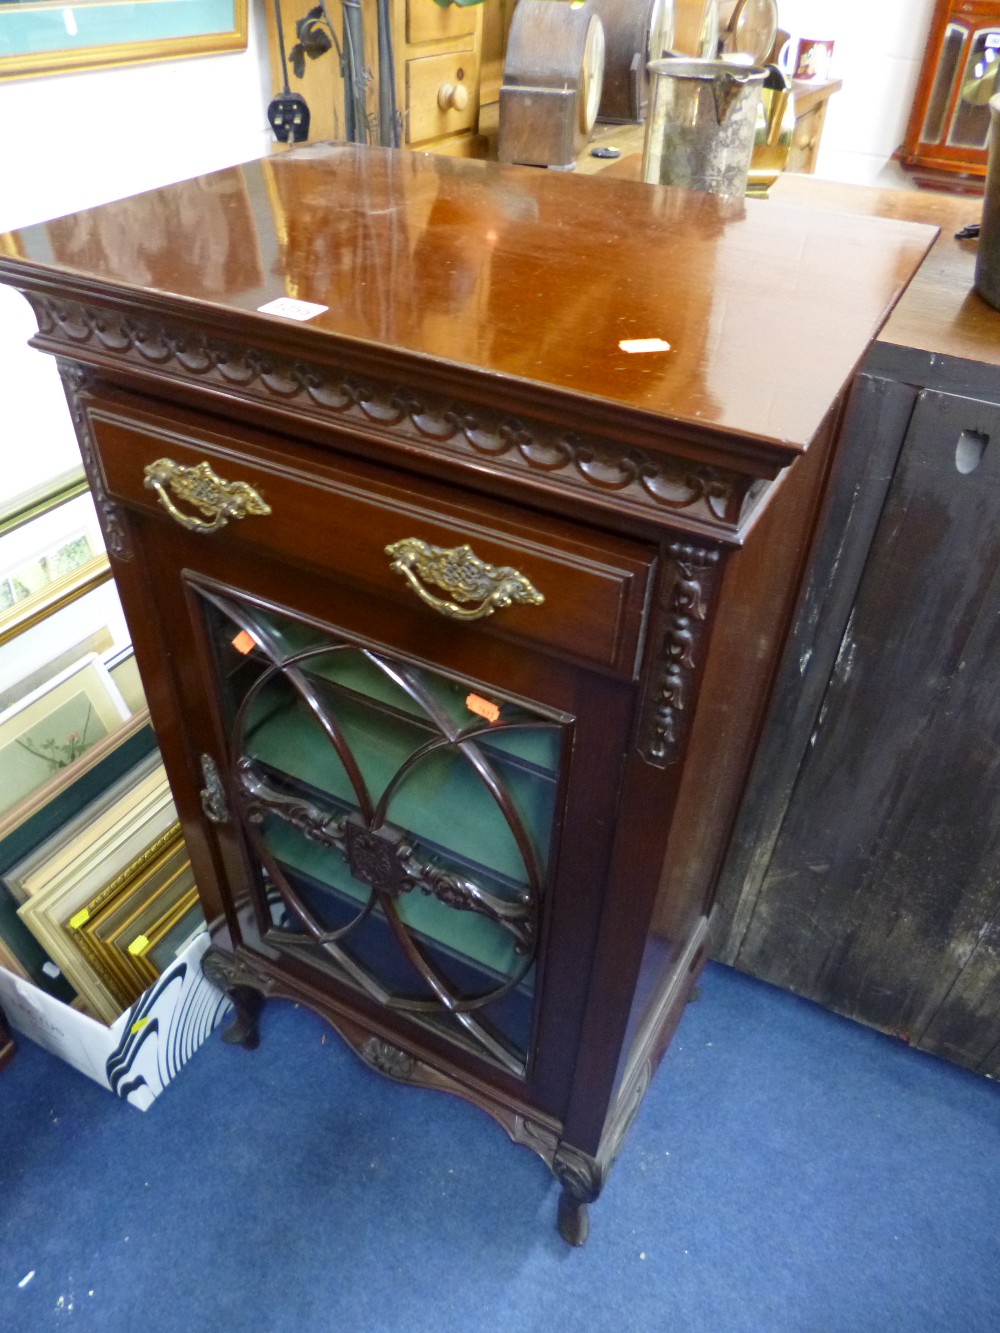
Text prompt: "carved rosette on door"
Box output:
[[194, 584, 567, 1077]]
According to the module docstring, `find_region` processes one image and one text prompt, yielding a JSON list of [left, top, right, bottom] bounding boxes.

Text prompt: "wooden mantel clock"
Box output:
[[0, 147, 933, 1244]]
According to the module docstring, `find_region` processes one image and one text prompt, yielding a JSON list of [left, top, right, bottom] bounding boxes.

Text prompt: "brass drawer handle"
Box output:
[[385, 538, 544, 622], [143, 457, 271, 533]]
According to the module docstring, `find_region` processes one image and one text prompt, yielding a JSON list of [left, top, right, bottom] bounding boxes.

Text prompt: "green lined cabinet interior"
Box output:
[[201, 589, 562, 1075]]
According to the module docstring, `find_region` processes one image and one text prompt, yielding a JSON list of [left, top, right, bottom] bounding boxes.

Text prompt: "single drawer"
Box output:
[[406, 49, 478, 144], [406, 0, 478, 45], [85, 397, 652, 679]]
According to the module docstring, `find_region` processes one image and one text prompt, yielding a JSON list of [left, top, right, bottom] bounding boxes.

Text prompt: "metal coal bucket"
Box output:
[[642, 57, 767, 197]]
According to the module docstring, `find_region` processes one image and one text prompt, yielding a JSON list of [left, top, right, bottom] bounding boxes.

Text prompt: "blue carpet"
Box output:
[[1, 962, 998, 1332]]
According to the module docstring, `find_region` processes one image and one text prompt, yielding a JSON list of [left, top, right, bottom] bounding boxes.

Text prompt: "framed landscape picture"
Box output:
[[0, 654, 130, 819], [0, 490, 110, 648]]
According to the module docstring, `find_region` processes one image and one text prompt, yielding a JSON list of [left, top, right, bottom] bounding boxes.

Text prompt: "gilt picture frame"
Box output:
[[0, 489, 110, 648], [0, 0, 248, 82], [15, 773, 177, 1016]]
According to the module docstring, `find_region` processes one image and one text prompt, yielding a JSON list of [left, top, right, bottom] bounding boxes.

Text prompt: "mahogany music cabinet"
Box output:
[[0, 146, 933, 1243]]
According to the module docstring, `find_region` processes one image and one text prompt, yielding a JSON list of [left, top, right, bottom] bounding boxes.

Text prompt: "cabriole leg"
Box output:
[[221, 984, 263, 1049], [552, 1144, 605, 1247], [201, 946, 270, 1050]]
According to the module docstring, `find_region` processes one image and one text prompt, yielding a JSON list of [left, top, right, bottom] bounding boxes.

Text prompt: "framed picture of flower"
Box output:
[[0, 654, 131, 819]]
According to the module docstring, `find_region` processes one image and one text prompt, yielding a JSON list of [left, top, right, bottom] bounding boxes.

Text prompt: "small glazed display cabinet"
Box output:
[[898, 0, 1000, 184], [0, 146, 933, 1243]]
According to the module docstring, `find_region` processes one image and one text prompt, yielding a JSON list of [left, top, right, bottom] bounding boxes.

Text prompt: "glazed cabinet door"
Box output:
[[900, 0, 1000, 177], [193, 577, 570, 1087], [76, 384, 654, 1118]]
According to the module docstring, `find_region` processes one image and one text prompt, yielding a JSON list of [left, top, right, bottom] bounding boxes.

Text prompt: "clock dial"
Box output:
[[581, 15, 607, 134]]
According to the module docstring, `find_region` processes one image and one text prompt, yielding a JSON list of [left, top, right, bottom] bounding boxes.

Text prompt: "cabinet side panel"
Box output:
[[649, 404, 843, 948], [710, 374, 919, 965]]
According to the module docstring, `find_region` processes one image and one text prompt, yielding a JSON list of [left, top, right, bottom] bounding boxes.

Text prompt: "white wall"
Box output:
[[778, 0, 939, 185], [0, 0, 272, 506]]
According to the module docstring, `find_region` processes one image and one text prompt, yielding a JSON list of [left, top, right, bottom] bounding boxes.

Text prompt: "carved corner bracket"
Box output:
[[553, 1143, 606, 1204], [201, 946, 277, 998], [200, 946, 277, 1050], [640, 541, 722, 768]]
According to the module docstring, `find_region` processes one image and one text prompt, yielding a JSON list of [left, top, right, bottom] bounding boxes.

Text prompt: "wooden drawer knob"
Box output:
[[438, 80, 469, 112]]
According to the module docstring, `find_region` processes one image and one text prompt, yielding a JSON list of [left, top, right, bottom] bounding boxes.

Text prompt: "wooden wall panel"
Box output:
[[726, 388, 1000, 1070]]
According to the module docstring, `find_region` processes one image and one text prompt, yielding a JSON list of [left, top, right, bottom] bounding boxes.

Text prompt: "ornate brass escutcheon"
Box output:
[[199, 754, 230, 824], [384, 537, 544, 622], [143, 457, 271, 533]]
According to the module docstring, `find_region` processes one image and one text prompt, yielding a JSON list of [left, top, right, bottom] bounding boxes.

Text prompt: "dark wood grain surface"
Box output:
[[557, 155, 999, 368], [727, 387, 1000, 1071]]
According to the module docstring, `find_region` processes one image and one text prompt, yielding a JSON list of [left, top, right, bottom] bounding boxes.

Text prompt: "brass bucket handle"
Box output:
[[385, 538, 544, 622], [143, 457, 271, 534]]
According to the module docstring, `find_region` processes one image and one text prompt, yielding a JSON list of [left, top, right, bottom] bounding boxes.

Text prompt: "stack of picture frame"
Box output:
[[0, 475, 205, 1024]]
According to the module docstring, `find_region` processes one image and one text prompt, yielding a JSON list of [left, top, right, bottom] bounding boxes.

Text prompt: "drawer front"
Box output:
[[406, 50, 478, 144], [86, 398, 651, 678], [406, 0, 478, 44], [788, 104, 824, 174]]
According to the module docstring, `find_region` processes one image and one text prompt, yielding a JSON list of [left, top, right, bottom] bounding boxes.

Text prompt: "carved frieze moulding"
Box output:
[[58, 360, 132, 561], [640, 541, 722, 768], [31, 295, 760, 535]]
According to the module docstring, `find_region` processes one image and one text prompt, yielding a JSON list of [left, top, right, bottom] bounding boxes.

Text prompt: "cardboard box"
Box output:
[[0, 929, 229, 1109]]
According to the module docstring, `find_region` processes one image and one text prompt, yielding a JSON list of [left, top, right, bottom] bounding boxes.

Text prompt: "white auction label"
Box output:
[[257, 297, 329, 321], [619, 338, 672, 354]]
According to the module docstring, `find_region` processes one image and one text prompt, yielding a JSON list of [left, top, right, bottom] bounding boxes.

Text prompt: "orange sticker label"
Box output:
[[231, 630, 256, 655], [466, 693, 500, 724]]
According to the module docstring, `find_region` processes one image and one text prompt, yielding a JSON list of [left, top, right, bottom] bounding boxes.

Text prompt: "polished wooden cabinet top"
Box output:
[[773, 174, 1000, 370], [3, 145, 935, 458]]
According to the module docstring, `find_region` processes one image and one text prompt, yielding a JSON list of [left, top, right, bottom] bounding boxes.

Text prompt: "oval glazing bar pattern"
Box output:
[[195, 585, 566, 1076]]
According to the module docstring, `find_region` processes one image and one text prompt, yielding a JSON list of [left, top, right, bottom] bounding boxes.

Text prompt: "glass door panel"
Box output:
[[197, 586, 566, 1075], [921, 21, 968, 144], [948, 28, 1000, 148]]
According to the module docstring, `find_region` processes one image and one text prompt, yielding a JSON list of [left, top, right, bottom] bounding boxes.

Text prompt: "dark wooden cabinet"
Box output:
[[714, 179, 1000, 1078], [0, 147, 932, 1242], [899, 0, 1000, 185]]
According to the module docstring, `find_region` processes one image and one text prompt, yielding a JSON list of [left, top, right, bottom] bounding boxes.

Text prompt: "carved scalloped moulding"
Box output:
[[30, 295, 756, 533]]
